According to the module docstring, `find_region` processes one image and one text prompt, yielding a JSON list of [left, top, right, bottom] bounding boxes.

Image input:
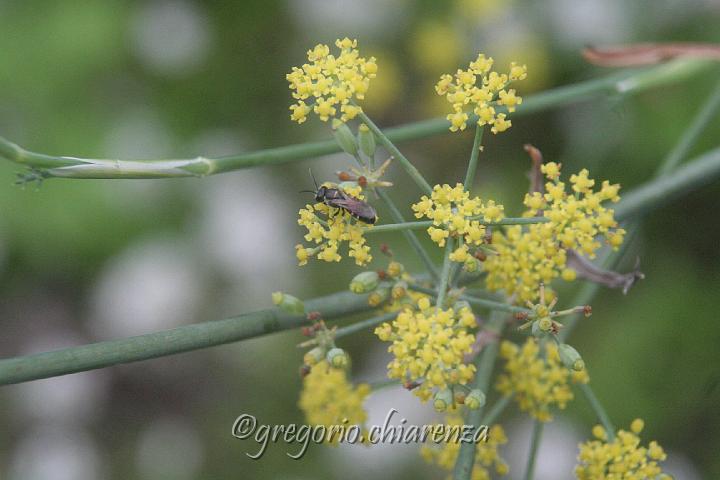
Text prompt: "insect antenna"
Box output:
[[308, 168, 319, 190]]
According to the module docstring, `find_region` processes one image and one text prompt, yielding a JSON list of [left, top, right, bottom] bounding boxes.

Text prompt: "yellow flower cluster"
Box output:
[[298, 360, 371, 443], [412, 183, 504, 260], [576, 420, 670, 480], [374, 298, 477, 401], [421, 417, 509, 479], [436, 53, 527, 133], [485, 164, 624, 302], [496, 339, 589, 422], [287, 38, 377, 124], [296, 184, 372, 266]]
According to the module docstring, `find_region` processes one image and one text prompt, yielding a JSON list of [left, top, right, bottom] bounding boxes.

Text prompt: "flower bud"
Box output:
[[537, 317, 553, 332], [454, 389, 467, 405], [368, 287, 390, 307], [531, 320, 547, 338], [303, 346, 324, 366], [465, 389, 486, 410], [349, 271, 380, 294], [272, 291, 305, 315], [464, 256, 480, 272], [326, 347, 349, 368], [391, 281, 407, 300], [453, 300, 471, 311], [433, 389, 453, 412], [386, 261, 404, 278], [332, 120, 358, 156], [558, 343, 585, 371], [358, 123, 376, 157]]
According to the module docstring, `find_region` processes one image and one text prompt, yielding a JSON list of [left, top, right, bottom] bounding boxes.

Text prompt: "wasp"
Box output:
[[302, 171, 378, 224]]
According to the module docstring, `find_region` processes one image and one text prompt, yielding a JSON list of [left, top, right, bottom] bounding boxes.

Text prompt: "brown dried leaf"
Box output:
[[566, 249, 644, 294]]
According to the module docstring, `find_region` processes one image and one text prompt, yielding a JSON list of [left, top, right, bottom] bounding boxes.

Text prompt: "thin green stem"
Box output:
[[1, 60, 711, 180], [375, 188, 440, 280], [579, 383, 616, 441], [358, 111, 433, 194], [463, 125, 485, 188], [365, 216, 549, 234], [368, 378, 399, 391], [0, 290, 373, 386], [406, 284, 529, 315], [657, 77, 720, 176], [435, 238, 455, 309], [523, 421, 544, 480], [481, 394, 512, 426], [334, 311, 398, 338], [452, 312, 508, 480]]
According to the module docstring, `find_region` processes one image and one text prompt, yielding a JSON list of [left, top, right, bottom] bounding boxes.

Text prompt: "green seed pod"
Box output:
[[433, 388, 453, 412], [349, 271, 380, 294], [326, 347, 349, 369], [303, 346, 325, 366], [386, 261, 404, 278], [271, 291, 305, 315], [558, 344, 585, 371], [465, 389, 486, 410], [332, 119, 358, 156], [368, 286, 390, 307], [357, 123, 376, 157]]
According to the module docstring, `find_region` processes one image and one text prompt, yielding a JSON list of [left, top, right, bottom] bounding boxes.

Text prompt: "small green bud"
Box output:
[[303, 346, 324, 366], [531, 320, 547, 338], [538, 317, 553, 332], [326, 347, 349, 369], [368, 287, 390, 307], [464, 256, 480, 273], [357, 123, 376, 157], [349, 271, 380, 294], [433, 389, 453, 412], [465, 389, 486, 410], [271, 291, 305, 315], [558, 344, 585, 371], [332, 120, 358, 156], [386, 261, 404, 278], [453, 300, 471, 311], [391, 281, 407, 300]]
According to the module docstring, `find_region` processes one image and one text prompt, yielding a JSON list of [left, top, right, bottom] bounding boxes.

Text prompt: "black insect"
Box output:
[[302, 171, 378, 224]]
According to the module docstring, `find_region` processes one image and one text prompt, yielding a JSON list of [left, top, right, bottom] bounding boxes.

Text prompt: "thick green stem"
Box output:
[[435, 238, 455, 309], [523, 421, 544, 480], [0, 290, 372, 386], [579, 383, 616, 441], [657, 77, 720, 176], [1, 60, 710, 180], [375, 188, 439, 280], [452, 312, 508, 480], [358, 111, 433, 194], [366, 216, 549, 234], [464, 125, 485, 188]]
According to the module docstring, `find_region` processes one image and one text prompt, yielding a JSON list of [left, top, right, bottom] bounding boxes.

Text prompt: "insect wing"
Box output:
[[331, 197, 378, 224]]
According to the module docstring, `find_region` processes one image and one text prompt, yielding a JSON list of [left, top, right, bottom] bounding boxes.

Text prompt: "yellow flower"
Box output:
[[484, 164, 624, 302], [421, 416, 509, 478], [287, 38, 377, 124], [576, 420, 671, 479], [296, 183, 373, 266], [436, 53, 527, 133], [412, 183, 504, 261], [375, 299, 477, 402], [496, 339, 589, 422], [298, 360, 370, 444]]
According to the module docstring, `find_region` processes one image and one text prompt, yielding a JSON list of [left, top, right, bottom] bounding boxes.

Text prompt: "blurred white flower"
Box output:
[[135, 417, 204, 480], [129, 0, 211, 76]]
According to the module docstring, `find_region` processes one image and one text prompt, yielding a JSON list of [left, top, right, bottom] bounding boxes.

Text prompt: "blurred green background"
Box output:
[[0, 1, 719, 479]]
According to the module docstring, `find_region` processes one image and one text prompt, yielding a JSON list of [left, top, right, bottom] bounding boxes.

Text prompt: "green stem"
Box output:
[[452, 312, 508, 480], [657, 77, 720, 176], [481, 394, 512, 426], [366, 216, 549, 234], [0, 290, 373, 386], [334, 311, 398, 338], [407, 284, 529, 315], [1, 60, 711, 180], [523, 421, 544, 480], [367, 378, 399, 391], [579, 383, 616, 441], [435, 238, 455, 309], [463, 125, 485, 188], [375, 188, 439, 280], [358, 111, 433, 194]]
